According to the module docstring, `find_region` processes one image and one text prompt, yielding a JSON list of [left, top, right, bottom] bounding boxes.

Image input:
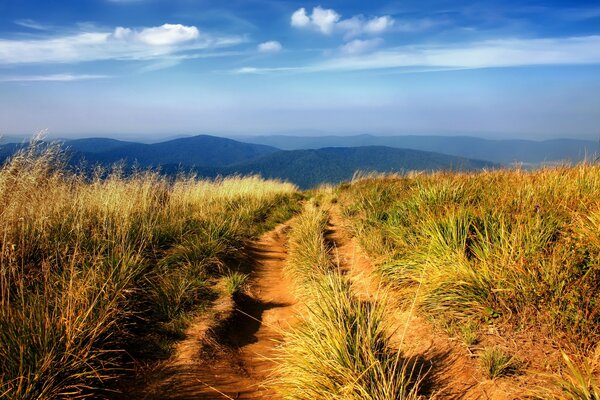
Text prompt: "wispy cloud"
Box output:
[[139, 49, 248, 72], [291, 6, 395, 37], [258, 40, 282, 53], [0, 23, 244, 65], [0, 74, 109, 82], [237, 35, 600, 74], [14, 19, 48, 31], [339, 38, 383, 55], [233, 66, 299, 74]]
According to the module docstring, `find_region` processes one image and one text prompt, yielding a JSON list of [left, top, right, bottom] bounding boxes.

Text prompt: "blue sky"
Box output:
[[1, 0, 600, 140]]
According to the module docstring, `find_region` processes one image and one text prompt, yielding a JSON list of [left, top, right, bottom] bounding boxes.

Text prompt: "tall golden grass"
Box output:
[[340, 165, 600, 395], [0, 143, 298, 399]]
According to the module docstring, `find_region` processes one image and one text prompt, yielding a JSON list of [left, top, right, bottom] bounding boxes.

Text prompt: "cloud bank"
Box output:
[[238, 35, 600, 73], [0, 23, 243, 64], [291, 7, 394, 37]]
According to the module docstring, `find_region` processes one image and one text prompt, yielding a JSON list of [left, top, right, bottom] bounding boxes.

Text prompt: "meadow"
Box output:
[[0, 143, 298, 398], [1, 142, 599, 399], [338, 166, 600, 396]]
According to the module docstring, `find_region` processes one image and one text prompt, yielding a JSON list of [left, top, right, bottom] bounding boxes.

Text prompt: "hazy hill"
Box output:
[[64, 138, 136, 153], [0, 136, 29, 145], [1, 135, 279, 168], [0, 136, 496, 188], [183, 146, 496, 189], [235, 134, 599, 165], [68, 135, 279, 167], [0, 143, 24, 161]]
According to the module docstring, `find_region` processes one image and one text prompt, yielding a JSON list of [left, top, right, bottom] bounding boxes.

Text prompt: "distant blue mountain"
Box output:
[[214, 146, 496, 188], [234, 134, 599, 165], [0, 134, 497, 188], [64, 135, 278, 167]]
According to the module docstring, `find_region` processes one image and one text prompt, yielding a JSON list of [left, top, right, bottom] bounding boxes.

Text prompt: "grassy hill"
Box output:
[[0, 144, 299, 398], [1, 143, 599, 398]]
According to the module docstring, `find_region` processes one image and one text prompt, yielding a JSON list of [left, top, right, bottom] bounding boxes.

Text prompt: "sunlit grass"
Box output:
[[276, 203, 419, 400], [340, 165, 600, 393], [341, 166, 600, 349], [0, 141, 298, 398]]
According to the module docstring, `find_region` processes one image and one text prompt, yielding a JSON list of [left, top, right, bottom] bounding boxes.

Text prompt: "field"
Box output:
[[1, 144, 599, 399]]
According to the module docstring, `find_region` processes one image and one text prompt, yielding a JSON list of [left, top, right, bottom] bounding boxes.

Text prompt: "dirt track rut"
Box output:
[[116, 222, 296, 400], [326, 206, 522, 400]]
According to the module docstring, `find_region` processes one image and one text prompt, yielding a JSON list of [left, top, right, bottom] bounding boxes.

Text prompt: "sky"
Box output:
[[1, 0, 600, 140]]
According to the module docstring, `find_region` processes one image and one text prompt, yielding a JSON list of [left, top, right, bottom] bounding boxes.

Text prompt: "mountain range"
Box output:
[[233, 134, 599, 165], [0, 135, 496, 188]]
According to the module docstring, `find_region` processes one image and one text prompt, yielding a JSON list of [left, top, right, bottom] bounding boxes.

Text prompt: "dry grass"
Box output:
[[0, 142, 298, 399], [339, 165, 600, 395], [276, 202, 419, 400]]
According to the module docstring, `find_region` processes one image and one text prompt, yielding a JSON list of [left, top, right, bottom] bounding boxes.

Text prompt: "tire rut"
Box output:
[[115, 222, 296, 400], [326, 206, 521, 400]]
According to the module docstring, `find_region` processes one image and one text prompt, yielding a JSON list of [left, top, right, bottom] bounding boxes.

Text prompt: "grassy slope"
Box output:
[[338, 166, 600, 394], [0, 143, 299, 399], [3, 141, 599, 398]]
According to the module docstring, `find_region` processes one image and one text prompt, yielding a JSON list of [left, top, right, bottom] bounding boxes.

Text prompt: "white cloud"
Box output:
[[0, 23, 243, 64], [291, 6, 393, 37], [0, 74, 109, 82], [113, 24, 199, 46], [310, 7, 340, 34], [236, 67, 260, 74], [258, 40, 282, 53], [236, 35, 600, 73], [291, 8, 310, 28], [339, 38, 383, 55], [364, 16, 394, 34]]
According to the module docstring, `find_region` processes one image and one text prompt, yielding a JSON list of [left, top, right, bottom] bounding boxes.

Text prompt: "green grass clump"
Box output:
[[479, 346, 520, 379], [223, 272, 250, 295], [278, 274, 419, 400], [284, 203, 333, 288], [459, 321, 479, 346], [550, 352, 600, 400], [0, 142, 298, 398]]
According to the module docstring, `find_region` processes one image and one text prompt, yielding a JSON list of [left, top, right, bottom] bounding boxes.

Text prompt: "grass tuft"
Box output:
[[479, 346, 520, 379], [223, 272, 250, 295]]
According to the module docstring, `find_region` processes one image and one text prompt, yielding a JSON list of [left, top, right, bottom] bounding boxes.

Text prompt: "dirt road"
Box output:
[[116, 222, 296, 400]]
